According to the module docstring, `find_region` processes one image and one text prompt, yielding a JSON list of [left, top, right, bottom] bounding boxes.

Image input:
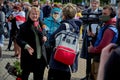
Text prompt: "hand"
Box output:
[[101, 43, 117, 60], [88, 42, 93, 53], [27, 46, 34, 55], [42, 36, 47, 42], [42, 25, 47, 29], [87, 30, 95, 37], [97, 43, 117, 80]]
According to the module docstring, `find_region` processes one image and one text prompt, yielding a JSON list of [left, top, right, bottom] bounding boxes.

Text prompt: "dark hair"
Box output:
[[103, 5, 116, 18]]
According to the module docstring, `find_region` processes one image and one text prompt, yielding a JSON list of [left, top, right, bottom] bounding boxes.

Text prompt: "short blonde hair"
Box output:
[[62, 3, 77, 19], [28, 7, 40, 15]]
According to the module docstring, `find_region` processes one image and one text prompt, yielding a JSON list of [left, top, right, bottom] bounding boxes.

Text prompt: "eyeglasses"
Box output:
[[54, 12, 59, 14]]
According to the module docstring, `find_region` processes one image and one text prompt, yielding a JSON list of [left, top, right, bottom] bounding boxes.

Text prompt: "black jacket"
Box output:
[[16, 19, 47, 71]]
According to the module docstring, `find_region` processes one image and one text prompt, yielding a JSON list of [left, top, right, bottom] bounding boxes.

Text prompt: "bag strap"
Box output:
[[64, 23, 70, 32], [61, 23, 70, 41]]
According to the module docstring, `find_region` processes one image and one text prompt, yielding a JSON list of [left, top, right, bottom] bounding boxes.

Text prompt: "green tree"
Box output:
[[23, 0, 29, 2], [29, 0, 32, 3]]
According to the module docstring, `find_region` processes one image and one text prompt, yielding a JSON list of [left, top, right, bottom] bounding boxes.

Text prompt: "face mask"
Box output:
[[53, 13, 60, 20], [100, 15, 111, 22]]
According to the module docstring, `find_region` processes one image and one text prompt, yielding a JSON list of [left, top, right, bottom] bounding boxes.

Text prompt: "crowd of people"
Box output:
[[0, 0, 120, 80]]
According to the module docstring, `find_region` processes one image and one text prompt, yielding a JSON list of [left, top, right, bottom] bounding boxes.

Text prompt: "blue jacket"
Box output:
[[44, 7, 62, 37], [44, 8, 62, 47], [44, 16, 61, 36], [94, 25, 118, 47]]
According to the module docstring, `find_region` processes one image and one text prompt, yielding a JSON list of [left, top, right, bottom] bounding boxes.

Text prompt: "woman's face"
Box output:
[[29, 9, 40, 21], [52, 12, 60, 20]]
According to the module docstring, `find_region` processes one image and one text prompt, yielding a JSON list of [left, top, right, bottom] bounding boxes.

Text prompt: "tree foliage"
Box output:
[[27, 0, 119, 6]]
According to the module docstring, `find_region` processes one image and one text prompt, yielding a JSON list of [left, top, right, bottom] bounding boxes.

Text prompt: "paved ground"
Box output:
[[0, 39, 86, 80]]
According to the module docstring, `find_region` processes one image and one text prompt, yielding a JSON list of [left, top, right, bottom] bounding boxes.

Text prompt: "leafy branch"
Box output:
[[13, 60, 22, 76]]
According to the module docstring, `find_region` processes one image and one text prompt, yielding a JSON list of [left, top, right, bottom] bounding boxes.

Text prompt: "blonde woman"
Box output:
[[16, 7, 47, 80]]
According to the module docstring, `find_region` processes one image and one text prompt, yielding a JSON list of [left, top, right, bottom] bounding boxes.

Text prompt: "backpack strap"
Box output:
[[64, 23, 76, 33], [64, 23, 70, 32]]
